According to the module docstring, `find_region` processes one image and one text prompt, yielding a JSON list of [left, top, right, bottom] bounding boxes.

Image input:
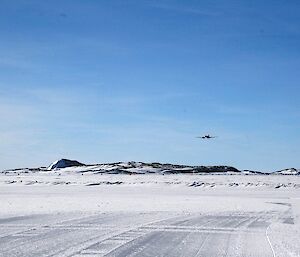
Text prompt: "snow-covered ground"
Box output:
[[0, 172, 299, 256]]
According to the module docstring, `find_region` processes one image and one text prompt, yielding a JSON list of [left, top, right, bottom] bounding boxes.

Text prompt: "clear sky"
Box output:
[[1, 0, 300, 171]]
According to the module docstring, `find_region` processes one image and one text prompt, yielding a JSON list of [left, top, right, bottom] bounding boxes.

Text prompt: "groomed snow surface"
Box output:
[[0, 170, 299, 256]]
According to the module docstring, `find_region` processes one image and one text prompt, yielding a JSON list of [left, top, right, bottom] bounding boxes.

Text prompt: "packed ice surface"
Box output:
[[0, 172, 299, 256]]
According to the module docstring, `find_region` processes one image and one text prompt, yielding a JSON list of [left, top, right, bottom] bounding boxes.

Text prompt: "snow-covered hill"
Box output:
[[3, 159, 241, 175], [273, 168, 300, 175], [2, 159, 299, 175], [47, 159, 85, 170]]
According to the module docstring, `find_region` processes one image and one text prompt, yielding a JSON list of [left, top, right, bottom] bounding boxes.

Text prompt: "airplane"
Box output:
[[196, 134, 217, 139]]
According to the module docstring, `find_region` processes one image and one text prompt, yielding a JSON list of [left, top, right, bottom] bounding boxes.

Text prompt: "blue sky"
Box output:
[[1, 0, 300, 171]]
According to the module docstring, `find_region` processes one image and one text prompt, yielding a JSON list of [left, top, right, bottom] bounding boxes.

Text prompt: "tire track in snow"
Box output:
[[266, 225, 276, 257]]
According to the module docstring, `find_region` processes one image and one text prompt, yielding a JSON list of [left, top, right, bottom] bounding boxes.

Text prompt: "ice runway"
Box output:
[[0, 174, 299, 256], [0, 211, 278, 256]]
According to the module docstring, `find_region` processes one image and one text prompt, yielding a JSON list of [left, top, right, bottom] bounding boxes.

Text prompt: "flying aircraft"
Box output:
[[196, 134, 217, 139]]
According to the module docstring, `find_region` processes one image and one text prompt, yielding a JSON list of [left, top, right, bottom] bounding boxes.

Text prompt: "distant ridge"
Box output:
[[2, 159, 299, 175], [273, 168, 300, 175], [46, 159, 241, 174]]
